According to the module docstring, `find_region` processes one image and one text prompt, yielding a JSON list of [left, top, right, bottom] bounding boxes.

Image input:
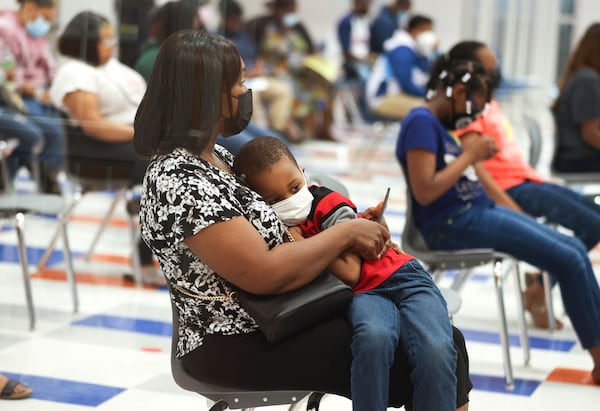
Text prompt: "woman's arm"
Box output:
[[580, 117, 600, 150], [184, 216, 389, 295], [63, 90, 134, 142], [407, 134, 498, 206], [289, 223, 361, 287]]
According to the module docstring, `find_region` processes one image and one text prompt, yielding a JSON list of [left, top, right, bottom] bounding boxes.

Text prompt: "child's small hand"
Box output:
[[362, 201, 384, 222]]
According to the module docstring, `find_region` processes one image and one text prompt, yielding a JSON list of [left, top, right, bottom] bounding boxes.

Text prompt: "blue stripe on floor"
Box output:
[[74, 314, 575, 354], [461, 328, 576, 351], [0, 243, 84, 266], [73, 314, 172, 337], [1, 370, 125, 406], [470, 373, 541, 395]]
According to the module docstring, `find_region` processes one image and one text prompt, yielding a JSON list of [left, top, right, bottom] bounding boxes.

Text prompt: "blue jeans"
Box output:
[[348, 260, 456, 411], [507, 181, 600, 250], [0, 107, 44, 178], [422, 201, 600, 349], [22, 98, 65, 171]]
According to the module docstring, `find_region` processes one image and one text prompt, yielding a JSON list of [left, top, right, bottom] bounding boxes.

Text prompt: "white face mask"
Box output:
[[282, 13, 300, 27], [415, 30, 438, 60], [271, 184, 314, 226]]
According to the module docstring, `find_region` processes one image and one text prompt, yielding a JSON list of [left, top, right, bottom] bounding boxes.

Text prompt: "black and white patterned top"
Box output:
[[140, 146, 286, 358]]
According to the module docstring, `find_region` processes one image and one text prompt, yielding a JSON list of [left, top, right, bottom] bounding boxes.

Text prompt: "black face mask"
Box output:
[[487, 68, 502, 91], [221, 89, 253, 137]]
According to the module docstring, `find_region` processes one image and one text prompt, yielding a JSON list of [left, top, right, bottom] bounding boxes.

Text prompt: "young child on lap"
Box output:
[[233, 136, 460, 411]]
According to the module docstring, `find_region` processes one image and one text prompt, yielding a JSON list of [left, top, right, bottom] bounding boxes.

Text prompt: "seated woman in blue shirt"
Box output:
[[396, 56, 600, 384]]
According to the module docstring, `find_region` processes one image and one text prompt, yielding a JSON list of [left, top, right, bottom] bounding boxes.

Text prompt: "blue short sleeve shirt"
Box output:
[[396, 107, 488, 231]]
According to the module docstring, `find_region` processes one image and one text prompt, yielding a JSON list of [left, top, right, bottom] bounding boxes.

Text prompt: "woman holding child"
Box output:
[[134, 30, 472, 410]]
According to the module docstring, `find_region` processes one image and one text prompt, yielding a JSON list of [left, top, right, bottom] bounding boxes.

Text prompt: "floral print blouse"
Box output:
[[140, 146, 286, 358]]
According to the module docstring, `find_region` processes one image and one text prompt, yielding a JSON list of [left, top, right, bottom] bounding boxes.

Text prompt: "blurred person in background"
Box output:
[[450, 40, 600, 329], [552, 22, 600, 172], [218, 0, 301, 143], [370, 0, 411, 55], [50, 11, 163, 286], [365, 14, 437, 120], [337, 0, 376, 82], [0, 0, 64, 192], [247, 0, 337, 141], [135, 1, 204, 82]]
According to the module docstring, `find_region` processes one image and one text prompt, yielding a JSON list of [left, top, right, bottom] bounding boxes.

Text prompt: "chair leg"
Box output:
[[493, 258, 515, 389], [207, 400, 228, 411], [306, 392, 325, 411], [451, 268, 474, 293], [542, 271, 557, 330], [37, 194, 80, 272], [85, 188, 125, 262], [512, 263, 530, 366], [127, 215, 143, 285], [15, 213, 35, 330], [59, 210, 79, 313]]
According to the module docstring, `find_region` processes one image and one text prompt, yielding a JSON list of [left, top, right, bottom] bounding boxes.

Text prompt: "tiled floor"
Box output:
[[1, 95, 600, 410]]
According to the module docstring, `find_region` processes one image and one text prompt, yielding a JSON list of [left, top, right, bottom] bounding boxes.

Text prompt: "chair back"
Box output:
[[523, 114, 542, 169], [60, 113, 135, 190], [168, 286, 312, 409], [401, 187, 433, 257], [307, 173, 350, 197]]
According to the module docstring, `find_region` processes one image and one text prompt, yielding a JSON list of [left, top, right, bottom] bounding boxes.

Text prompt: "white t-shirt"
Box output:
[[349, 15, 370, 60], [50, 58, 146, 125]]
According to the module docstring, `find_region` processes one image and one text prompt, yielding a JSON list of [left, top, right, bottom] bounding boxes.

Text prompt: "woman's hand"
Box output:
[[342, 218, 391, 261]]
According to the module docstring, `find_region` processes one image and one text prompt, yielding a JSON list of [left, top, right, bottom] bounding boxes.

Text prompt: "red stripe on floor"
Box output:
[[87, 254, 132, 264], [30, 268, 160, 290], [546, 368, 596, 385], [69, 215, 130, 228]]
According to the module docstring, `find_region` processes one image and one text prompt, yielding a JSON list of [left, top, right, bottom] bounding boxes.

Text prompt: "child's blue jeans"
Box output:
[[348, 260, 457, 411]]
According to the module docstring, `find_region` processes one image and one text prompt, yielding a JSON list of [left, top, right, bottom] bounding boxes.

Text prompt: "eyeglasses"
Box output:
[[100, 37, 117, 47]]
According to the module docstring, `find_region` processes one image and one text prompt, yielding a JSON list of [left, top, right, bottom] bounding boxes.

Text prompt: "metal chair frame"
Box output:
[[402, 188, 530, 389], [37, 114, 143, 283], [169, 285, 322, 411], [0, 193, 78, 330]]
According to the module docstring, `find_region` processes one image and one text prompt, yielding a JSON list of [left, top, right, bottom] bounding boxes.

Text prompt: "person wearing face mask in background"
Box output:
[[365, 14, 438, 120], [449, 40, 600, 330], [397, 55, 600, 385], [337, 0, 376, 83], [370, 0, 411, 55], [234, 135, 469, 411], [49, 11, 165, 286], [217, 0, 301, 144], [246, 0, 338, 141], [0, 0, 65, 193]]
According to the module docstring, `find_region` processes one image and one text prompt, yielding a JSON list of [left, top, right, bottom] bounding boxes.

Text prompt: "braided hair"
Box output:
[[425, 53, 490, 102]]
